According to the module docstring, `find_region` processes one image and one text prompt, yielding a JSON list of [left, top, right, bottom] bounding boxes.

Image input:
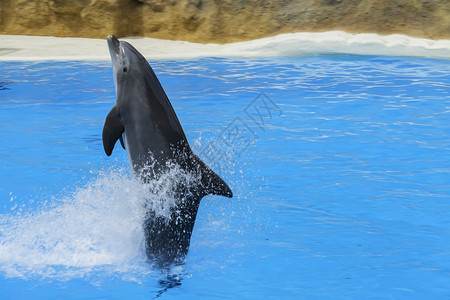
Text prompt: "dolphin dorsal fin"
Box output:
[[203, 169, 233, 198], [192, 154, 233, 198], [102, 104, 124, 156]]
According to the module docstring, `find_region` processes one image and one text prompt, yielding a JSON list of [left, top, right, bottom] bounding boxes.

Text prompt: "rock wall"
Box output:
[[1, 0, 449, 43]]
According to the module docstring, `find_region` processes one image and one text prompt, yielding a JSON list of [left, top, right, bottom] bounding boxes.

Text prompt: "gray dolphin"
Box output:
[[102, 35, 232, 266]]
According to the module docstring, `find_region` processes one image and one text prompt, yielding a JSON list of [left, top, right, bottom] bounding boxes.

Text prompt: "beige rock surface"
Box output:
[[0, 0, 449, 43]]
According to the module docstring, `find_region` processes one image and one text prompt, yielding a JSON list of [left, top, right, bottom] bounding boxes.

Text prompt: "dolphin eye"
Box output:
[[123, 67, 128, 73]]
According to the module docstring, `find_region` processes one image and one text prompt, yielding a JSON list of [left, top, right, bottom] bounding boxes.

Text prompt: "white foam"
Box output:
[[1, 31, 450, 61], [0, 161, 216, 280], [0, 168, 151, 280]]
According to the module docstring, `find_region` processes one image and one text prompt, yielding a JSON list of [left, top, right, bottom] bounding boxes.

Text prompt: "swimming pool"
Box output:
[[0, 55, 450, 298]]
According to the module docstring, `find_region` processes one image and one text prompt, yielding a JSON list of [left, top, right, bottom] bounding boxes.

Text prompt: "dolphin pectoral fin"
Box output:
[[119, 135, 126, 150], [102, 105, 124, 156]]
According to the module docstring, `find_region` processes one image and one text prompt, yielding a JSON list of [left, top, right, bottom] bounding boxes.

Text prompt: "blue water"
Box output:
[[1, 55, 450, 298]]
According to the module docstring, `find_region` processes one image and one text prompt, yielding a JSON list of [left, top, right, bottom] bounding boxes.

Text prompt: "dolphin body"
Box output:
[[102, 35, 232, 266]]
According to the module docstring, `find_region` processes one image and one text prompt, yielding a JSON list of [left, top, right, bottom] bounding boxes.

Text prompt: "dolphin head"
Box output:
[[107, 35, 126, 88], [107, 35, 149, 94]]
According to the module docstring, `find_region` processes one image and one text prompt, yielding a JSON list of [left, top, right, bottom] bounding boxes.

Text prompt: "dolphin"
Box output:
[[102, 35, 233, 266]]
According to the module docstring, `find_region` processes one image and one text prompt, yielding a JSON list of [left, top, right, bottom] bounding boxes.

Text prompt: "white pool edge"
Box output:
[[1, 31, 450, 61]]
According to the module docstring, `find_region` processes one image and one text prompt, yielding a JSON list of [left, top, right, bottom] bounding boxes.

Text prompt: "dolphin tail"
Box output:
[[192, 154, 233, 198], [102, 104, 125, 156]]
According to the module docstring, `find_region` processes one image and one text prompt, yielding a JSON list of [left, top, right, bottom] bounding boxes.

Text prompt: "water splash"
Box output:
[[0, 157, 237, 281], [0, 130, 246, 282], [0, 167, 152, 280], [136, 158, 202, 219]]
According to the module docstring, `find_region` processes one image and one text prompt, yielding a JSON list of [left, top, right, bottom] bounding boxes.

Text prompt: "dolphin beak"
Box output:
[[107, 35, 120, 59]]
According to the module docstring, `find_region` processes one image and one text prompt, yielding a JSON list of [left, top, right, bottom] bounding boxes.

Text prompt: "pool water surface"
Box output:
[[0, 56, 450, 298]]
